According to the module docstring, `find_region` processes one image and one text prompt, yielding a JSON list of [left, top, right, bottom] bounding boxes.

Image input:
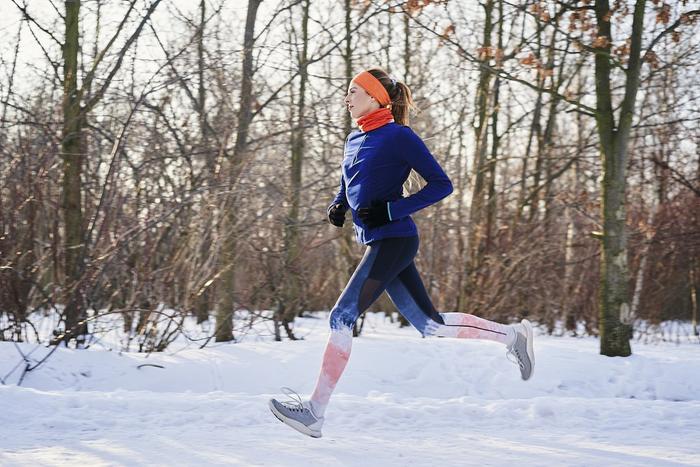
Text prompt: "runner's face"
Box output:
[[344, 82, 379, 119]]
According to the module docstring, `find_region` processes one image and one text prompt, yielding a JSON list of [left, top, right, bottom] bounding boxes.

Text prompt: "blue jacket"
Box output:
[[330, 122, 453, 245]]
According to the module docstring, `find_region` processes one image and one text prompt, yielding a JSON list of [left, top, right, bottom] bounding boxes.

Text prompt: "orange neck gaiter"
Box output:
[[357, 107, 394, 132]]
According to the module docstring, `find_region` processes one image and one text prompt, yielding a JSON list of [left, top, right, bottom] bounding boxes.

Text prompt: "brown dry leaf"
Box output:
[[679, 13, 698, 25], [520, 53, 537, 66], [655, 3, 671, 24], [538, 67, 554, 79], [672, 30, 681, 43], [569, 12, 579, 32], [613, 38, 631, 57], [592, 35, 610, 48], [494, 48, 505, 62], [613, 43, 629, 58], [405, 0, 427, 16], [477, 46, 493, 60], [643, 50, 660, 69], [442, 23, 455, 38]]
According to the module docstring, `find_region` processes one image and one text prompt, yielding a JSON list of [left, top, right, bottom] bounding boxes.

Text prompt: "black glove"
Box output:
[[327, 203, 347, 227], [357, 201, 391, 229]]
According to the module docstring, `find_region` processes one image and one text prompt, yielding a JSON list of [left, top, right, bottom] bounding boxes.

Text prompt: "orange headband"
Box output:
[[352, 71, 391, 108]]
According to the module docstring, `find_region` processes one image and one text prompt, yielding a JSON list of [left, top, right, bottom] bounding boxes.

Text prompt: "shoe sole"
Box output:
[[268, 399, 322, 438], [521, 319, 535, 380]]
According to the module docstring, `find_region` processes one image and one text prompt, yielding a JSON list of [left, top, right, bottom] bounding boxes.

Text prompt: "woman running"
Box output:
[[269, 67, 535, 438]]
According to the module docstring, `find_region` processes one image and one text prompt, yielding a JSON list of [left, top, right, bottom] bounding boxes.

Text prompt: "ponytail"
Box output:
[[366, 68, 417, 126]]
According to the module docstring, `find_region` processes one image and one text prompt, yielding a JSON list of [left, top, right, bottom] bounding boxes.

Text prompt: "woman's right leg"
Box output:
[[309, 236, 419, 418], [270, 237, 417, 437]]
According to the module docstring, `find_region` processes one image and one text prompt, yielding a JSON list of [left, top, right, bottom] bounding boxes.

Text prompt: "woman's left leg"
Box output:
[[385, 261, 535, 380]]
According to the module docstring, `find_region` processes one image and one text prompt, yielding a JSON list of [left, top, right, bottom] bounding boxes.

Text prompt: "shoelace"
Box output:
[[280, 386, 305, 413], [506, 347, 525, 370], [505, 335, 525, 370]]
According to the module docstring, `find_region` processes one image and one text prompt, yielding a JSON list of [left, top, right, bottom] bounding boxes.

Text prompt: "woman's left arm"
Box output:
[[388, 127, 453, 221]]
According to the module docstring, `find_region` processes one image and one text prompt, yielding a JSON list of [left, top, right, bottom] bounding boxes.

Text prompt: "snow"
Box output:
[[1, 312, 699, 466]]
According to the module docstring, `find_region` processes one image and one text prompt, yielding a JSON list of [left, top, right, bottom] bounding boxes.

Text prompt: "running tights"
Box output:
[[310, 235, 515, 417]]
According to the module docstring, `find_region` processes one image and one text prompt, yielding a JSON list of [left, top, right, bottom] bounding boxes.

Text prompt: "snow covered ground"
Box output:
[[1, 313, 699, 466]]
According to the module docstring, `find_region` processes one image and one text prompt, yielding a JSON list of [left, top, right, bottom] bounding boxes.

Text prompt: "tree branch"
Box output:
[[644, 9, 700, 59], [406, 9, 597, 116], [80, 1, 138, 104], [84, 0, 164, 113], [10, 0, 63, 47], [650, 156, 700, 197]]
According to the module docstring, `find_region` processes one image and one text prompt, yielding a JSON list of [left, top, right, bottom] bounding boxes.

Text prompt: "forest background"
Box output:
[[1, 0, 698, 355]]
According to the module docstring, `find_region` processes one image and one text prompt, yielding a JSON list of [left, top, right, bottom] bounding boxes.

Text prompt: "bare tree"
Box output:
[[54, 0, 164, 346], [216, 0, 263, 342]]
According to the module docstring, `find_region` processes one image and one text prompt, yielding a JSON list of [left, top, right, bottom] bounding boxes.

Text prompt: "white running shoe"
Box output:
[[506, 319, 535, 380], [269, 387, 324, 438]]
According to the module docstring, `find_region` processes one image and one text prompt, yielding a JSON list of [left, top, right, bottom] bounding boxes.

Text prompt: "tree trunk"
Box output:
[[690, 262, 698, 337], [195, 0, 212, 324], [541, 28, 563, 234], [278, 0, 310, 338], [454, 106, 468, 312], [485, 0, 504, 254], [62, 0, 87, 346], [461, 0, 494, 310], [56, 0, 163, 346], [216, 0, 262, 342], [594, 0, 647, 357], [513, 54, 543, 231], [527, 19, 545, 224]]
